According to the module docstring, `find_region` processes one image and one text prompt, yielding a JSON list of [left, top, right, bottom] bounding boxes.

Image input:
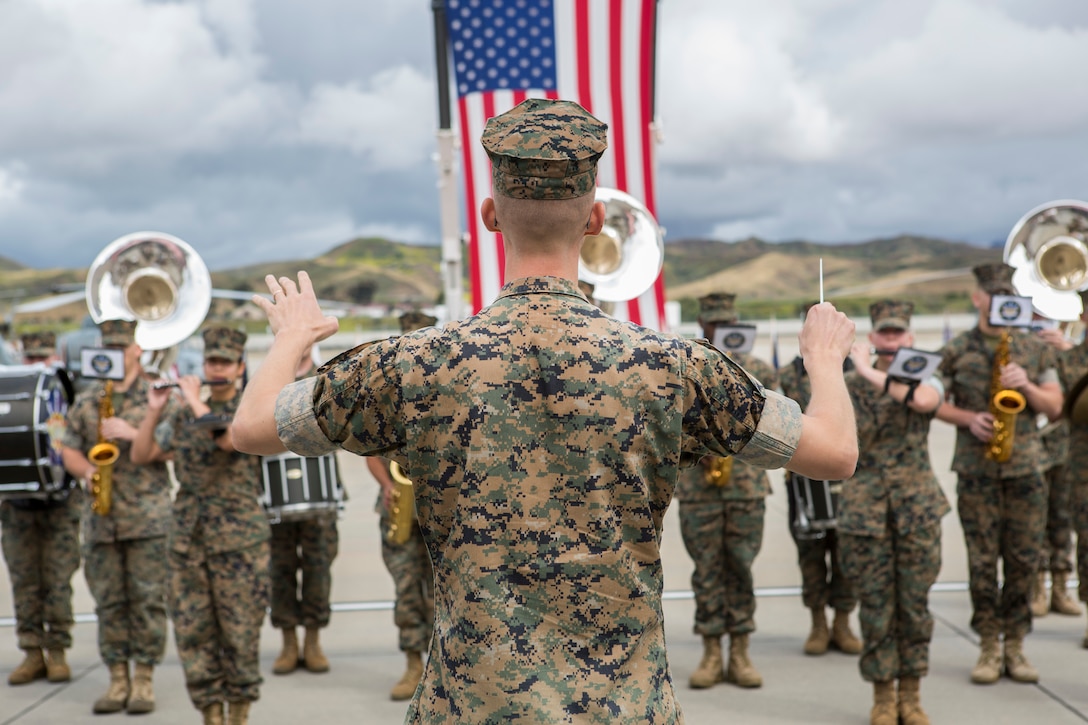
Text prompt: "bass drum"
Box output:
[[0, 365, 74, 499]]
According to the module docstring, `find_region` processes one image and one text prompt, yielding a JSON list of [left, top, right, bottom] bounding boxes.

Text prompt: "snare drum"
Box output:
[[260, 451, 342, 523], [0, 365, 73, 499], [785, 472, 842, 540]]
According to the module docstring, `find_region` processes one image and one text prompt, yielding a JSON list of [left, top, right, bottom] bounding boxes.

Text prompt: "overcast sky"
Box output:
[[2, 0, 1087, 271]]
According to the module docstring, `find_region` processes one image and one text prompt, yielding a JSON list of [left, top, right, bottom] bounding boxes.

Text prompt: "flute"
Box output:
[[869, 347, 897, 356], [152, 379, 233, 390]]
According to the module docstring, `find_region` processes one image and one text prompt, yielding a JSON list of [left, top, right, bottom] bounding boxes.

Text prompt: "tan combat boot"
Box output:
[[870, 680, 897, 725], [272, 628, 299, 675], [688, 636, 725, 689], [831, 610, 862, 654], [303, 627, 329, 673], [803, 608, 830, 655], [92, 662, 130, 714], [8, 648, 47, 686], [202, 702, 225, 725], [1003, 637, 1039, 683], [725, 633, 762, 688], [227, 700, 251, 725], [390, 650, 424, 701], [1030, 571, 1049, 617], [126, 662, 155, 714], [897, 676, 930, 725], [45, 648, 70, 682], [969, 636, 1001, 684], [1050, 572, 1082, 616]]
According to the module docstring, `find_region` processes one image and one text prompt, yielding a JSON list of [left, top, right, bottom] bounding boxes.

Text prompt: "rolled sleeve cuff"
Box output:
[[275, 378, 338, 457], [734, 389, 801, 469]]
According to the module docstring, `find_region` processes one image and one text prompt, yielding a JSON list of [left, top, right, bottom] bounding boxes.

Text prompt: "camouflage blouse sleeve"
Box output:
[[685, 340, 801, 469]]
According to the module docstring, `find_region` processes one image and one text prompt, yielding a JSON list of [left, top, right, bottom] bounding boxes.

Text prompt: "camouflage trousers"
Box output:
[[792, 529, 856, 612], [677, 498, 765, 636], [0, 490, 83, 650], [839, 523, 942, 682], [1040, 464, 1074, 573], [1071, 469, 1088, 603], [957, 473, 1046, 640], [379, 513, 434, 653], [169, 541, 270, 710], [83, 536, 168, 665], [269, 516, 338, 630]]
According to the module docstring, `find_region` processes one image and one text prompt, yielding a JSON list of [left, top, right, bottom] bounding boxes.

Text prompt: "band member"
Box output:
[[936, 263, 1062, 684], [1029, 316, 1079, 618], [365, 311, 436, 701], [231, 98, 857, 722], [269, 345, 339, 676], [777, 303, 862, 657], [675, 293, 773, 690], [841, 301, 949, 725], [131, 326, 270, 725], [1, 331, 83, 686], [59, 319, 175, 714], [1055, 290, 1088, 647]]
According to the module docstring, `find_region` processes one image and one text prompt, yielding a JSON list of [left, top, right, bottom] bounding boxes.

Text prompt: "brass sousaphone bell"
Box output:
[[86, 231, 213, 374], [578, 187, 665, 304]]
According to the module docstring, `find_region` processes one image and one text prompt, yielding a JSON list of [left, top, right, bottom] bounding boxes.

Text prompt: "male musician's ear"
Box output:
[[585, 200, 605, 236], [481, 198, 500, 232]]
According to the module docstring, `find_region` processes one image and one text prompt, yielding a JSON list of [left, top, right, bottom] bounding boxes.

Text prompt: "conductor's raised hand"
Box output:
[[255, 272, 339, 346], [799, 302, 855, 365]]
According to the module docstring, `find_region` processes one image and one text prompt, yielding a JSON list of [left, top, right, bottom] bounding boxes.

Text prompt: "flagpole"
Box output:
[[432, 0, 464, 322]]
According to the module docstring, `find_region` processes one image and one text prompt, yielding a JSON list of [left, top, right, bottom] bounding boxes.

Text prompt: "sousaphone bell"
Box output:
[[1004, 200, 1088, 321], [578, 187, 665, 303]]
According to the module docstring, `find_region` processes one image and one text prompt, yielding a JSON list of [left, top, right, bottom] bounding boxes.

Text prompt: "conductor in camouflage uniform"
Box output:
[[2, 331, 83, 686], [231, 98, 860, 724], [269, 345, 339, 677], [841, 301, 950, 725], [1056, 290, 1088, 648], [365, 310, 436, 701], [676, 293, 774, 690], [59, 319, 176, 714], [777, 303, 862, 657], [132, 326, 270, 725], [936, 263, 1063, 685]]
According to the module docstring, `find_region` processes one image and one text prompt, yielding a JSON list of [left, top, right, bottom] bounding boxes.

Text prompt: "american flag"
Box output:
[[445, 0, 667, 329]]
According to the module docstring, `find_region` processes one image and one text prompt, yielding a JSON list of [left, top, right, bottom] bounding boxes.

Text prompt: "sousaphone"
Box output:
[[86, 232, 212, 373], [578, 187, 665, 304]]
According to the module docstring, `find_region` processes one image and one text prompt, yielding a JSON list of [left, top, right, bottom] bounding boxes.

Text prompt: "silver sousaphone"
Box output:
[[578, 187, 665, 305], [86, 231, 212, 375]]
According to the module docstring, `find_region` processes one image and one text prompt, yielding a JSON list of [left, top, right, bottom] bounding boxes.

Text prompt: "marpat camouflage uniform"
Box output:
[[269, 363, 339, 634], [838, 370, 950, 682], [1057, 341, 1088, 605], [159, 393, 271, 710], [275, 276, 802, 724], [1038, 419, 1073, 575], [777, 357, 857, 614], [1, 487, 84, 652], [61, 377, 174, 667], [938, 327, 1056, 640], [676, 352, 776, 638], [377, 484, 435, 653]]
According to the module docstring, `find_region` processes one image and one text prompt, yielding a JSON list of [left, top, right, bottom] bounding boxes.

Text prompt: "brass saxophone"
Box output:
[[88, 380, 120, 516], [986, 329, 1027, 463], [703, 456, 733, 487], [386, 461, 415, 545]]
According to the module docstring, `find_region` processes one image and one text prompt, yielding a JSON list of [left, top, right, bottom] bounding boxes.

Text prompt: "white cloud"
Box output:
[[0, 166, 25, 205]]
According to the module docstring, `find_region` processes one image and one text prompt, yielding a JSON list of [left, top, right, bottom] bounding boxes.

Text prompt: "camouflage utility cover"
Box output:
[[697, 293, 739, 325], [20, 331, 56, 358], [869, 300, 913, 331], [99, 319, 136, 347], [482, 98, 607, 200], [972, 263, 1016, 294], [202, 326, 247, 362], [275, 276, 802, 723]]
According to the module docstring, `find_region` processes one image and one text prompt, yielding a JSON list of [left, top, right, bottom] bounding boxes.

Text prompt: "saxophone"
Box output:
[[88, 380, 120, 516], [386, 461, 415, 545], [986, 329, 1027, 463], [703, 456, 734, 487]]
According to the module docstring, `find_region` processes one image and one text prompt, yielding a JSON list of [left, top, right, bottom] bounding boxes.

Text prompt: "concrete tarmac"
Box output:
[[2, 317, 1086, 723]]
